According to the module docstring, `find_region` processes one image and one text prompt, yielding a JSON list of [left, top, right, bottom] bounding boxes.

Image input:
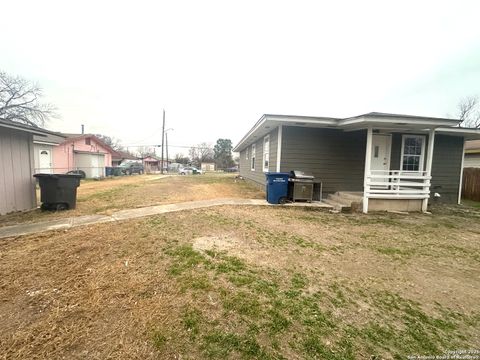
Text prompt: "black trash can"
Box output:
[[34, 173, 82, 211]]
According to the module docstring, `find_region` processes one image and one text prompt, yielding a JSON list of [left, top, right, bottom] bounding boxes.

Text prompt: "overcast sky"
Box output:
[[2, 0, 480, 155]]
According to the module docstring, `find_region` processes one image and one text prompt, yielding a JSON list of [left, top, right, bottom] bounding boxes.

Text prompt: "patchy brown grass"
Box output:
[[0, 204, 479, 359], [0, 173, 264, 227]]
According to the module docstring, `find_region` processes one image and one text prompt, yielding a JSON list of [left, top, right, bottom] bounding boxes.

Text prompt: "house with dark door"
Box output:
[[233, 112, 480, 213]]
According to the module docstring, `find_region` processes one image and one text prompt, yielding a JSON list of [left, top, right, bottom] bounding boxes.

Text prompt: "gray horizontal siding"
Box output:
[[390, 133, 402, 170], [431, 135, 463, 203], [0, 128, 36, 215], [390, 133, 463, 203], [280, 127, 366, 194], [239, 128, 278, 185], [269, 129, 278, 172], [240, 126, 464, 204]]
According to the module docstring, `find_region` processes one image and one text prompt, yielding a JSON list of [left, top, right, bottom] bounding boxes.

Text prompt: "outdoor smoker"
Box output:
[[288, 170, 316, 202]]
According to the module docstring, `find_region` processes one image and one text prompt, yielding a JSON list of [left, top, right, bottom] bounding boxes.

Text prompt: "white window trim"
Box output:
[[251, 143, 256, 171], [400, 135, 426, 173], [245, 147, 249, 161], [263, 135, 270, 172]]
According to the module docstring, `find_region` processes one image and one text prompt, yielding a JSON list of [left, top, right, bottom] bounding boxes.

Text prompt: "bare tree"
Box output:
[[189, 143, 214, 167], [174, 153, 190, 165], [458, 96, 480, 128], [0, 71, 56, 127], [95, 134, 124, 151], [136, 146, 155, 158]]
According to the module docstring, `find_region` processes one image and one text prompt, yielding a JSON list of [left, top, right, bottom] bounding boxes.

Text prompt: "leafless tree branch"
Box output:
[[0, 70, 57, 127], [189, 142, 214, 167], [458, 95, 480, 128]]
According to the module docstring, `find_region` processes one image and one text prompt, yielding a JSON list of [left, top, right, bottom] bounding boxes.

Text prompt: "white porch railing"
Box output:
[[365, 170, 431, 199]]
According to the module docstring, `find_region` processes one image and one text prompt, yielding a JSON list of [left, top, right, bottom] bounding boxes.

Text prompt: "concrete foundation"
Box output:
[[243, 177, 266, 191], [368, 198, 423, 212]]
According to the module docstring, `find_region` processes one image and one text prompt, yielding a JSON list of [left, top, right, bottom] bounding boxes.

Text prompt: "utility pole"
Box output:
[[166, 132, 169, 172], [161, 109, 165, 174]]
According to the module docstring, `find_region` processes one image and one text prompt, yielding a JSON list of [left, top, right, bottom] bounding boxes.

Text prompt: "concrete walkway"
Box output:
[[0, 199, 332, 239]]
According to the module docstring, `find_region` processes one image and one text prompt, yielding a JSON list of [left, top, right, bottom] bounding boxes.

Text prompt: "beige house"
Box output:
[[201, 162, 216, 172], [0, 120, 59, 215], [464, 140, 480, 168]]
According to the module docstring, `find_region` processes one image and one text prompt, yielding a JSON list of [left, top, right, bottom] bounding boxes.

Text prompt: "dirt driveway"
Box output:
[[0, 173, 264, 227], [0, 204, 479, 359]]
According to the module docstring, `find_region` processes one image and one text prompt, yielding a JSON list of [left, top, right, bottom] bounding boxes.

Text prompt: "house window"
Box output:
[[263, 135, 270, 172], [251, 144, 256, 171], [401, 135, 425, 172], [245, 147, 249, 161], [85, 138, 91, 145]]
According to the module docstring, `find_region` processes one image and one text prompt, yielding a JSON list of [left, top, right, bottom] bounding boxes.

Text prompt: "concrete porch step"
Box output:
[[336, 191, 363, 202], [324, 191, 363, 212], [323, 198, 349, 211], [327, 193, 355, 206]]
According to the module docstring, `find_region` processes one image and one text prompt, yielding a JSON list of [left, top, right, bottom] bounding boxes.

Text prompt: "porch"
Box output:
[[362, 127, 436, 213]]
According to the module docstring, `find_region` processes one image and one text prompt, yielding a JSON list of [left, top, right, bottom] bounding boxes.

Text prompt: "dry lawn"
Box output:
[[0, 173, 264, 227], [1, 204, 479, 359]]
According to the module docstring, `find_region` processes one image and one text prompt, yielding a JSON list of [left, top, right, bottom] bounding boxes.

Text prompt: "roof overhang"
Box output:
[[339, 115, 460, 130], [233, 114, 339, 152], [0, 119, 63, 137], [233, 113, 463, 152], [436, 127, 480, 140]]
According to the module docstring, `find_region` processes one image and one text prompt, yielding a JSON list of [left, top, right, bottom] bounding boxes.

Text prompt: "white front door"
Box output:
[[91, 155, 99, 177], [370, 134, 391, 186], [39, 149, 52, 173]]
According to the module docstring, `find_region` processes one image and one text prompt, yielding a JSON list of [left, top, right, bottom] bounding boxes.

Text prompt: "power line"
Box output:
[[128, 128, 163, 144], [124, 144, 213, 150]]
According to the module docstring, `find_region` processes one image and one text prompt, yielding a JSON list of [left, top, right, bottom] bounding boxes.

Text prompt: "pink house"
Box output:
[[52, 134, 115, 178]]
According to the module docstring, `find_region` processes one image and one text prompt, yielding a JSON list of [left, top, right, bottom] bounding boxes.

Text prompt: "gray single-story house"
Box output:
[[233, 112, 480, 213], [0, 119, 61, 215]]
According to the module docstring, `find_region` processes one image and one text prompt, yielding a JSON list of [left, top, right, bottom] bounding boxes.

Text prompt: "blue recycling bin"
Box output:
[[265, 172, 290, 204]]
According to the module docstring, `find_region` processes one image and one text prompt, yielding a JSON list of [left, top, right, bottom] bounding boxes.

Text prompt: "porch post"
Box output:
[[363, 126, 373, 213], [422, 128, 435, 212], [276, 125, 283, 172], [458, 138, 466, 204]]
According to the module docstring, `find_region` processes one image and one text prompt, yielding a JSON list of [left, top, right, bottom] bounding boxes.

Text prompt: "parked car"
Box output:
[[179, 166, 203, 175], [224, 166, 239, 173], [120, 162, 144, 175]]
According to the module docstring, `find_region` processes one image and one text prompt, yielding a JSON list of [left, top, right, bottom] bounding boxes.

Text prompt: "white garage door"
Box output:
[[75, 153, 106, 178]]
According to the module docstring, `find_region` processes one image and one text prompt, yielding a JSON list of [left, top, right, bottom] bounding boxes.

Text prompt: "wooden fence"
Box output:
[[462, 168, 480, 201]]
